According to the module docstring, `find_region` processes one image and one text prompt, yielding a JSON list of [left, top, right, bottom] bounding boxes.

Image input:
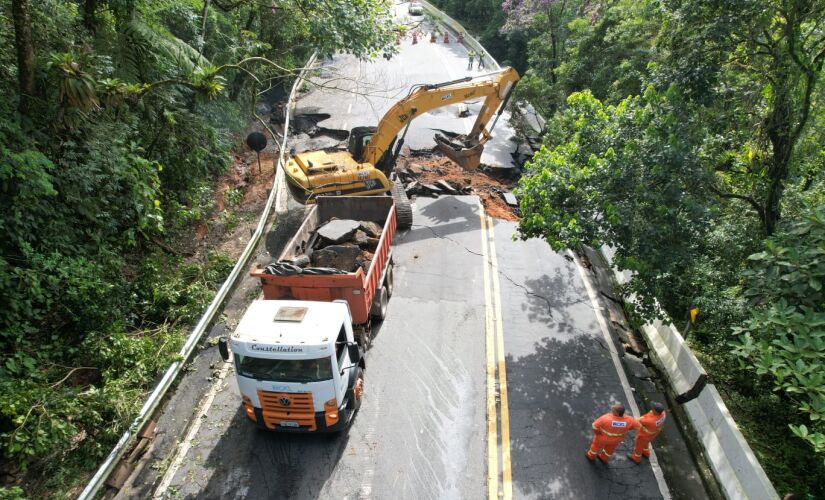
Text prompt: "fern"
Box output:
[[116, 18, 208, 82]]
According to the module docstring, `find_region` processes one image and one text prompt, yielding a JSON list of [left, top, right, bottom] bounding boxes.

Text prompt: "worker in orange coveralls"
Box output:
[[628, 402, 667, 463], [586, 403, 640, 463]]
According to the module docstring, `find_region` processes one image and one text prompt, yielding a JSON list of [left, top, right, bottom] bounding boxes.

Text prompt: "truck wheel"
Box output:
[[391, 183, 413, 230], [370, 285, 388, 321], [385, 264, 394, 297]]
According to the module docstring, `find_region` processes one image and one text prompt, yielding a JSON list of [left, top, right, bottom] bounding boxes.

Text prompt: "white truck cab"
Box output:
[[219, 300, 365, 432]]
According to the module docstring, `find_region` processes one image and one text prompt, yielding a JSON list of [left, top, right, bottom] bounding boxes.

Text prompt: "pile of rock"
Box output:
[[272, 219, 383, 274], [395, 164, 471, 198]]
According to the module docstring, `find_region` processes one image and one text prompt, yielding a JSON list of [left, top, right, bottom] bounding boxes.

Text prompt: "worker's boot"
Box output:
[[585, 450, 597, 461], [598, 451, 610, 463], [642, 448, 651, 458], [627, 453, 642, 464]]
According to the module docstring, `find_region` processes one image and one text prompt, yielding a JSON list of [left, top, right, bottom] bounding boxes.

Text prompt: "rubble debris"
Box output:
[[265, 218, 385, 275], [358, 221, 382, 238], [394, 153, 521, 221], [291, 254, 311, 268], [317, 219, 360, 244], [311, 244, 362, 269], [501, 192, 518, 207], [436, 180, 458, 194]]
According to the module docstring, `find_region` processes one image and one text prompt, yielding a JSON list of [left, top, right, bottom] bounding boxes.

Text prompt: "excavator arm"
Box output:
[[362, 67, 520, 169]]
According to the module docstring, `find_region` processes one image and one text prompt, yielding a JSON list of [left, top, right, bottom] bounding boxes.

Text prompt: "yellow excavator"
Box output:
[[283, 67, 520, 229]]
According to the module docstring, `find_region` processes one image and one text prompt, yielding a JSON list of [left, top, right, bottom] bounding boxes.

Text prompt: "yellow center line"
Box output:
[[479, 203, 498, 500], [488, 216, 513, 500]]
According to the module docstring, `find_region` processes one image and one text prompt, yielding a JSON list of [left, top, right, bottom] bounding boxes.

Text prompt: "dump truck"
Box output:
[[219, 300, 366, 432], [218, 196, 396, 431], [252, 195, 396, 346]]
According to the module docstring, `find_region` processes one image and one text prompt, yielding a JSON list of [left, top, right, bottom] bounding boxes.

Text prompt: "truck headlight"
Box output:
[[324, 398, 339, 426]]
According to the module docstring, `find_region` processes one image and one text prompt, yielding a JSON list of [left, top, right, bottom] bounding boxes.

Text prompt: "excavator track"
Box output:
[[391, 182, 413, 230]]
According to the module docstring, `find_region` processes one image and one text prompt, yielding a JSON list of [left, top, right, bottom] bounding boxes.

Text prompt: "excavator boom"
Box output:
[[281, 67, 520, 220], [363, 67, 520, 169]]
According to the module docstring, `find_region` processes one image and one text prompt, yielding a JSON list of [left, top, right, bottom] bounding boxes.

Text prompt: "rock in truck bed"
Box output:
[[263, 218, 383, 275]]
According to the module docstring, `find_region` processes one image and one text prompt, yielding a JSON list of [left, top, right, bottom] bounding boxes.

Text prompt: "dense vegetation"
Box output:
[[0, 0, 396, 496], [433, 0, 824, 495]]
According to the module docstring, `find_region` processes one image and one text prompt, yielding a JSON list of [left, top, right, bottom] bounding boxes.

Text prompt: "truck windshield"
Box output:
[[234, 354, 333, 383]]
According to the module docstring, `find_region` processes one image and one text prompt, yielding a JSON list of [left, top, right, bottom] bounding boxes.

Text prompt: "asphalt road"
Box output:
[[113, 3, 710, 499], [129, 197, 670, 500], [490, 219, 663, 499], [144, 196, 489, 500]]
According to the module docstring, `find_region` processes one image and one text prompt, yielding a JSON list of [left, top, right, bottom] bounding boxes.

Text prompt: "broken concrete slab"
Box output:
[[354, 230, 380, 251], [502, 192, 518, 207], [291, 254, 311, 268], [436, 180, 458, 193], [359, 221, 382, 238], [311, 244, 361, 271], [317, 219, 360, 244]]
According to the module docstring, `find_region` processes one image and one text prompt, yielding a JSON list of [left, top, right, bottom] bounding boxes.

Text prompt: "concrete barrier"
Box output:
[[600, 246, 779, 500]]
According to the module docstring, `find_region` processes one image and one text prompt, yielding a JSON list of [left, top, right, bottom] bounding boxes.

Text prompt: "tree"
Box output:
[[734, 204, 825, 462], [11, 0, 36, 114], [517, 88, 715, 319], [660, 0, 825, 235]]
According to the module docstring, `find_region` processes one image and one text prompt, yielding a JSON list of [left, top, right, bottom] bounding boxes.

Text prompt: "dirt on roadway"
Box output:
[[400, 152, 521, 221]]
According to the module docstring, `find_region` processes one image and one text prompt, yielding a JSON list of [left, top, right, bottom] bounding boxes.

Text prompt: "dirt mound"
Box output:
[[397, 153, 520, 221]]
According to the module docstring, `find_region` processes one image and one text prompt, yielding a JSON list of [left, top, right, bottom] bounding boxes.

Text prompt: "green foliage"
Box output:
[[733, 205, 825, 462], [517, 89, 715, 319], [1, 0, 399, 495]]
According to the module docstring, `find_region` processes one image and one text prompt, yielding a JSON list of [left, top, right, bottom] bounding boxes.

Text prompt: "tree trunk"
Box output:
[[83, 0, 98, 34], [12, 0, 36, 115]]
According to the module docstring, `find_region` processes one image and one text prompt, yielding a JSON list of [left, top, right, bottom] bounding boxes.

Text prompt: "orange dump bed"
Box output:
[[251, 197, 396, 325]]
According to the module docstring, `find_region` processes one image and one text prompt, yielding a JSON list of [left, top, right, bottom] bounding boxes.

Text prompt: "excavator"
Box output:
[[282, 66, 520, 229]]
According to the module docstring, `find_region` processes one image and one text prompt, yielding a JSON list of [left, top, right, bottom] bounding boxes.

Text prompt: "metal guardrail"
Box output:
[[77, 53, 317, 500]]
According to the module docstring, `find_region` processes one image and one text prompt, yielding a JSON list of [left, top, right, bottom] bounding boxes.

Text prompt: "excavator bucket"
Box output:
[[434, 133, 484, 170]]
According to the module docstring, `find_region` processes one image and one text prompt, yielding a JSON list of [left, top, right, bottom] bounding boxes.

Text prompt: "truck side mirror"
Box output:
[[218, 337, 230, 361], [347, 344, 360, 364]]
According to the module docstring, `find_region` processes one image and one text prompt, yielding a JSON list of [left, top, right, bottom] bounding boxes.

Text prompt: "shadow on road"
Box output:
[[192, 407, 350, 500], [519, 271, 590, 336], [506, 333, 663, 500], [402, 196, 480, 245]]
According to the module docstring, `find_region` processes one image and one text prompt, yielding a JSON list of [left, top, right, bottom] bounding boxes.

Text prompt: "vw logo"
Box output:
[[279, 397, 291, 406]]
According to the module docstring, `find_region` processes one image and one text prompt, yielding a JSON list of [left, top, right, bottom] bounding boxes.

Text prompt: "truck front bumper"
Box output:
[[250, 406, 352, 433]]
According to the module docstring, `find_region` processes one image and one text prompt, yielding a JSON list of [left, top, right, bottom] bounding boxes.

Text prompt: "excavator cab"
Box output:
[[348, 126, 396, 175], [347, 126, 375, 162]]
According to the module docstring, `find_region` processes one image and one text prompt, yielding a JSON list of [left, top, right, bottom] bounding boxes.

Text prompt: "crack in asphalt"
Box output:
[[412, 223, 556, 318]]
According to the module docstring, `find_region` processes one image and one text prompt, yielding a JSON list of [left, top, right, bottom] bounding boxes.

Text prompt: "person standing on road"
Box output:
[[628, 402, 667, 463], [477, 52, 485, 70], [586, 403, 640, 463], [467, 50, 476, 71]]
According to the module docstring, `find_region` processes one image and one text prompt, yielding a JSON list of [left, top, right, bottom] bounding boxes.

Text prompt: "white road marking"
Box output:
[[570, 250, 672, 499], [153, 360, 231, 498]]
